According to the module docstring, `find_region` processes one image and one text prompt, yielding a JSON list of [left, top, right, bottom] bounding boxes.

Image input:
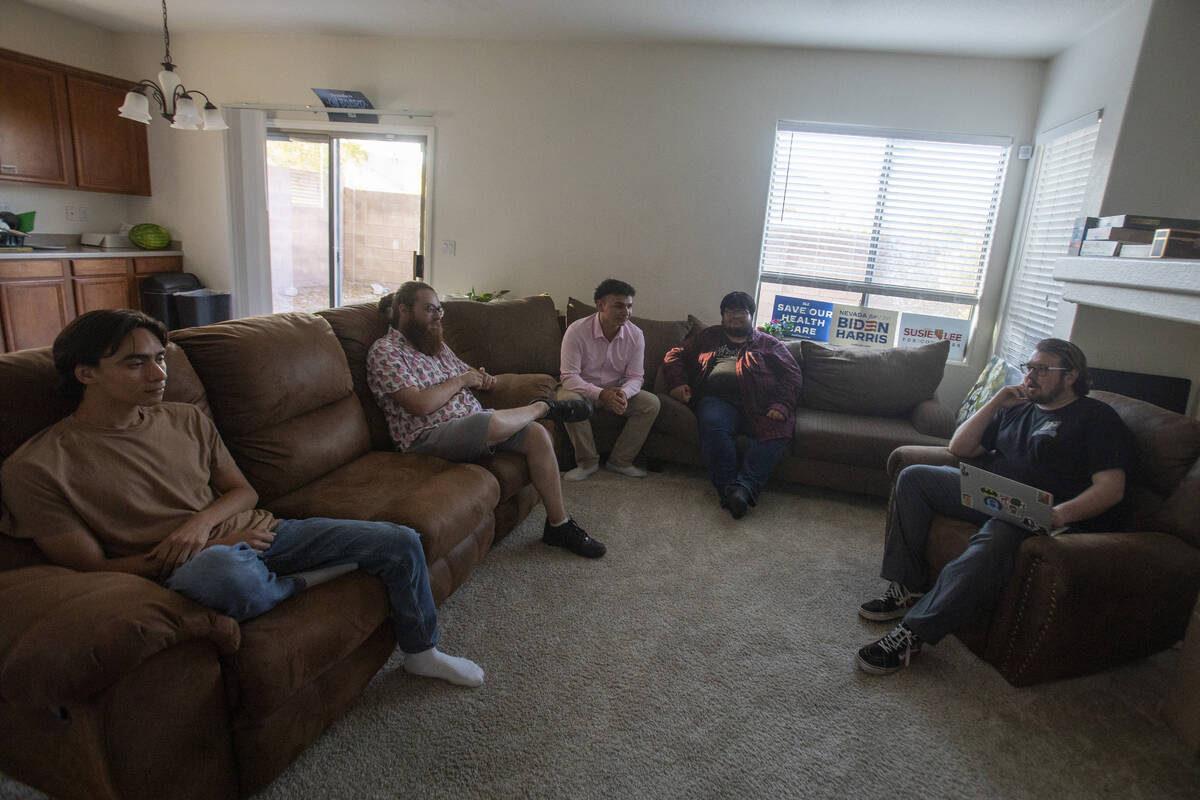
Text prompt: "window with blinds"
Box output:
[[995, 113, 1101, 364], [757, 122, 1011, 340]]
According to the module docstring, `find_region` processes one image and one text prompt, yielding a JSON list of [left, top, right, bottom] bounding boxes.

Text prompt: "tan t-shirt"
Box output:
[[0, 403, 275, 558]]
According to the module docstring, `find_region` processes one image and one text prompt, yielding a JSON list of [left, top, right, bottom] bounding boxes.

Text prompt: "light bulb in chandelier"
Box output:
[[116, 0, 226, 131]]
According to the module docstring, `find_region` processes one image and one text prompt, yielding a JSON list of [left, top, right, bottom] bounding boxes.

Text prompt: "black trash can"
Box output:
[[140, 272, 202, 330], [174, 288, 232, 329]]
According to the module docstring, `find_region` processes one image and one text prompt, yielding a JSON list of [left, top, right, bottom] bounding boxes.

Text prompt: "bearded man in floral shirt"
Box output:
[[367, 281, 606, 559]]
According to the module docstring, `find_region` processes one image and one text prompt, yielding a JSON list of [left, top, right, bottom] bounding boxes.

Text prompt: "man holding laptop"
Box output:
[[855, 338, 1133, 674]]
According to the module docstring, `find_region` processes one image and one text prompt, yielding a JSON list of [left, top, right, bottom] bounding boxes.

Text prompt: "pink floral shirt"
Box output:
[[366, 328, 483, 451]]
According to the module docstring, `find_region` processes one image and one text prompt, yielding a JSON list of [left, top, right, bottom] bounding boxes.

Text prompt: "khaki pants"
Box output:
[[555, 386, 660, 470]]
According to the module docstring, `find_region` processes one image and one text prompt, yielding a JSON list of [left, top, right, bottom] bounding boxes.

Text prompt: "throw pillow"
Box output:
[[800, 339, 950, 417], [442, 294, 561, 375], [956, 355, 1022, 425], [566, 296, 592, 325]]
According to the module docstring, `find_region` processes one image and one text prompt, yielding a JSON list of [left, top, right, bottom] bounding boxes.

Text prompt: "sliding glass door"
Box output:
[[266, 131, 426, 313]]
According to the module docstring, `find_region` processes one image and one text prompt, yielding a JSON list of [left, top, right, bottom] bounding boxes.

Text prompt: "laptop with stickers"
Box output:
[[959, 463, 1066, 536]]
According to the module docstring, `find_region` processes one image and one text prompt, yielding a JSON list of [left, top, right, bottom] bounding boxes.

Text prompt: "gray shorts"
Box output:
[[407, 411, 530, 462]]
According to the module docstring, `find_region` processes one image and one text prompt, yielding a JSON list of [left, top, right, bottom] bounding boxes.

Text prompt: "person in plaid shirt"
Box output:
[[367, 281, 606, 559]]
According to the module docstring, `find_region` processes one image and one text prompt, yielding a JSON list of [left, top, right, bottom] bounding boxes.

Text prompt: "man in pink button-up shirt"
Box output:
[[557, 279, 661, 480]]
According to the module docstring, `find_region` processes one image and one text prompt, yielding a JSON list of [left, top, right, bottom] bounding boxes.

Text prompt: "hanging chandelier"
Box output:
[[117, 0, 228, 131]]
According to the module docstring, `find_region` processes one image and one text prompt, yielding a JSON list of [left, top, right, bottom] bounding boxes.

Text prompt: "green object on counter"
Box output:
[[16, 211, 35, 232], [129, 223, 171, 250]]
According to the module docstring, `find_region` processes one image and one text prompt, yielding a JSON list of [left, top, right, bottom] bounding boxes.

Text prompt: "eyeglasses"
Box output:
[[410, 303, 444, 317], [1019, 363, 1070, 376], [722, 308, 751, 318]]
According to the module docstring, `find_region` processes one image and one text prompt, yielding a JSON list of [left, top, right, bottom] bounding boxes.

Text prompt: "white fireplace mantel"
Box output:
[[1053, 257, 1200, 325]]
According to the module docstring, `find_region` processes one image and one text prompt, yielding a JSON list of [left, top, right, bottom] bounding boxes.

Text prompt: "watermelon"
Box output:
[[129, 223, 171, 250]]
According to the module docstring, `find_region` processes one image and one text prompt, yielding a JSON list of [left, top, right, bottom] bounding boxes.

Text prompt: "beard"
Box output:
[[402, 318, 444, 356], [722, 319, 752, 339]]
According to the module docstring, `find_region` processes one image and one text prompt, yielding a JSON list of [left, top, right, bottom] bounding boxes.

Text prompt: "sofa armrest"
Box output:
[[476, 372, 557, 411], [886, 445, 958, 480], [0, 565, 240, 707], [910, 399, 956, 439], [987, 531, 1200, 685]]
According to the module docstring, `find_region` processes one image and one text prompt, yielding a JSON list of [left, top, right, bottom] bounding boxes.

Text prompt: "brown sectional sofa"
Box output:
[[0, 305, 554, 800]]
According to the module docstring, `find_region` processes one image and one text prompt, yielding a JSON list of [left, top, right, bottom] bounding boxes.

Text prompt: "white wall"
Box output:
[[1046, 0, 1200, 417], [1101, 0, 1200, 217], [102, 32, 1045, 407], [1033, 0, 1152, 218]]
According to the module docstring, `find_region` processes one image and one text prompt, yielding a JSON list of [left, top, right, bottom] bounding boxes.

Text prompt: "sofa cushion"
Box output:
[[0, 348, 75, 463], [0, 565, 239, 707], [442, 295, 561, 375], [172, 313, 370, 503], [316, 303, 392, 451], [226, 571, 390, 721], [264, 451, 500, 566], [1093, 391, 1200, 498], [800, 339, 949, 416], [956, 355, 1022, 425], [791, 407, 951, 468], [1093, 391, 1200, 547], [566, 296, 591, 325]]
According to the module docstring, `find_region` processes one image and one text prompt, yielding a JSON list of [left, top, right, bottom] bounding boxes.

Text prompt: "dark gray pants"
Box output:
[[882, 464, 1034, 644]]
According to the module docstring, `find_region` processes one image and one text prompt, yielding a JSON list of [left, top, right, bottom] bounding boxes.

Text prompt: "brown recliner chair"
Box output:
[[885, 390, 1200, 686]]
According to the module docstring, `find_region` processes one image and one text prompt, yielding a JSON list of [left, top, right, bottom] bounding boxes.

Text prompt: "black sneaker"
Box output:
[[534, 399, 592, 424], [858, 581, 923, 621], [856, 623, 922, 675], [542, 518, 606, 558], [722, 484, 750, 520]]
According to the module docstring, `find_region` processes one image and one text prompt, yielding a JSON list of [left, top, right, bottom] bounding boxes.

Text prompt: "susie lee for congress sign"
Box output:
[[896, 313, 969, 359]]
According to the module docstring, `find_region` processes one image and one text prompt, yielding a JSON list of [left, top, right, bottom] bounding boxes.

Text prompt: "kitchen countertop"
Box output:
[[0, 245, 184, 260]]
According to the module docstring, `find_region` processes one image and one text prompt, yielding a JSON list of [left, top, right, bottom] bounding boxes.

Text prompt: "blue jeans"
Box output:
[[882, 465, 1034, 644], [694, 395, 789, 504], [166, 517, 439, 653]]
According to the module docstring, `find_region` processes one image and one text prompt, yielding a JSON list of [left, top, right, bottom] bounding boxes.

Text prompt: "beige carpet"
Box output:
[[3, 466, 1198, 799]]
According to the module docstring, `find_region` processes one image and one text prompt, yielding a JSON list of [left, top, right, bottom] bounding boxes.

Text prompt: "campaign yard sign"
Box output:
[[829, 305, 898, 349], [771, 295, 834, 341], [897, 313, 969, 360]]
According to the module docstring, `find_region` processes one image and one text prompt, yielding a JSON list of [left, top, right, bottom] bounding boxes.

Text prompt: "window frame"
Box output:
[[226, 111, 436, 318], [993, 111, 1101, 364], [755, 120, 1012, 355]]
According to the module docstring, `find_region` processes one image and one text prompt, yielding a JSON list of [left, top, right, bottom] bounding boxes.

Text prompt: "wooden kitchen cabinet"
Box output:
[[0, 48, 150, 196], [74, 275, 135, 315], [66, 75, 151, 196], [0, 53, 75, 187], [0, 255, 183, 352], [0, 261, 74, 353]]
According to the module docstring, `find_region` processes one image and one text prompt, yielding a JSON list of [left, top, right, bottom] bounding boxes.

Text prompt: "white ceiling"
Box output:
[[25, 0, 1134, 59]]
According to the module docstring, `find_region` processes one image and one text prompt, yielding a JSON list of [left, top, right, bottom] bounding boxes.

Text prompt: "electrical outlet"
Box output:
[[78, 206, 89, 222], [441, 240, 456, 256], [66, 205, 79, 222]]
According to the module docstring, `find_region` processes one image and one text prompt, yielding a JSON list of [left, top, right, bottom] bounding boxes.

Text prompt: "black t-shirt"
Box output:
[[701, 340, 744, 406], [978, 395, 1133, 532]]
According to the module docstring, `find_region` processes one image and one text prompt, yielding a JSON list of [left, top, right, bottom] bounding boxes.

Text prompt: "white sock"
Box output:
[[404, 647, 485, 687]]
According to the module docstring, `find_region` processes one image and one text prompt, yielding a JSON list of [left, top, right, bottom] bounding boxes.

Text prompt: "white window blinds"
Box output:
[[996, 113, 1101, 363], [759, 122, 1010, 306]]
